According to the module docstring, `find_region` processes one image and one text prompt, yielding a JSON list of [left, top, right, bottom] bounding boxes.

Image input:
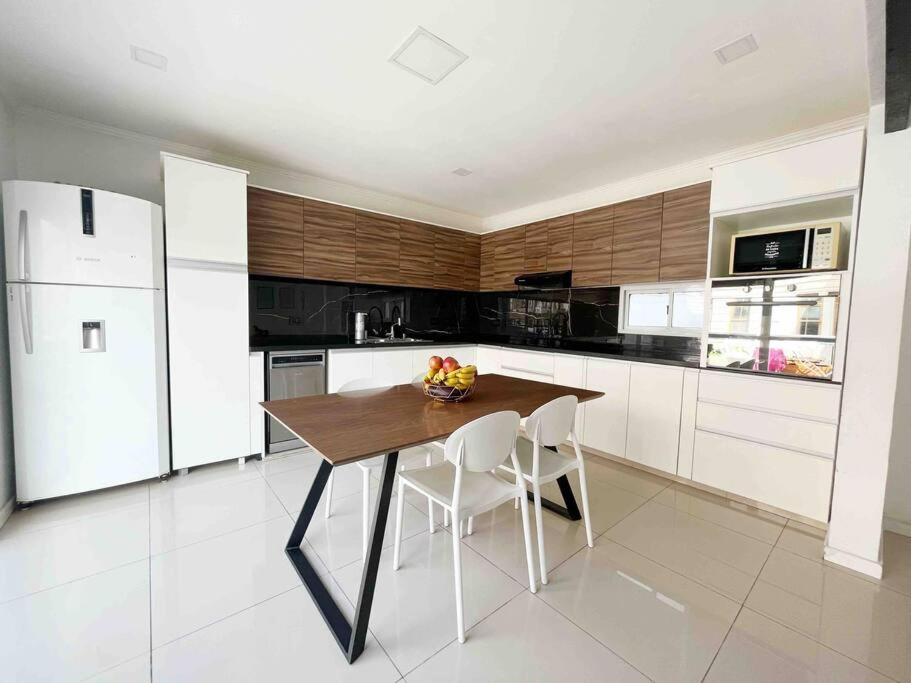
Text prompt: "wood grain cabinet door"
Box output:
[[611, 193, 663, 284], [247, 187, 304, 277], [480, 233, 497, 291], [303, 199, 356, 282], [524, 221, 548, 272], [432, 226, 467, 290], [659, 182, 711, 281], [356, 211, 400, 285], [546, 214, 574, 271], [571, 205, 613, 287], [399, 220, 435, 288], [494, 226, 525, 290], [464, 233, 481, 291]]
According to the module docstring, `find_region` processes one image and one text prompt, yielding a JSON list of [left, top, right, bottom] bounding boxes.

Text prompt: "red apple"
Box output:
[[428, 356, 443, 372], [442, 357, 460, 373]]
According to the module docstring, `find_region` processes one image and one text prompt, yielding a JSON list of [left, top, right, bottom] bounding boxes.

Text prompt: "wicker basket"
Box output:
[[422, 378, 476, 403]]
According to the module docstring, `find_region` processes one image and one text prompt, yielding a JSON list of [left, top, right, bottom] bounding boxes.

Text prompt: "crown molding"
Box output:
[[14, 105, 485, 232], [480, 113, 869, 232]]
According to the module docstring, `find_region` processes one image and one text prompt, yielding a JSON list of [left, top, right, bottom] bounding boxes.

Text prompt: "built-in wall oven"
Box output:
[[266, 350, 326, 454], [705, 273, 841, 380]]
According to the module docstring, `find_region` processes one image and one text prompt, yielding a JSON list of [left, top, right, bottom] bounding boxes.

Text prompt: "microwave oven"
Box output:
[[729, 222, 841, 275]]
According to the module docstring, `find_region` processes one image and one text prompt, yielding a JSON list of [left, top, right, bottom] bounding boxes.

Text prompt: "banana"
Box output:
[[458, 365, 476, 373], [434, 369, 447, 382], [444, 378, 460, 387], [455, 382, 470, 390], [445, 369, 461, 379]]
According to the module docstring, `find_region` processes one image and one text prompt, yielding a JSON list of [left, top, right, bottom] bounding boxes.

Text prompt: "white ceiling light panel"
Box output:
[[714, 34, 759, 65], [389, 26, 468, 84]]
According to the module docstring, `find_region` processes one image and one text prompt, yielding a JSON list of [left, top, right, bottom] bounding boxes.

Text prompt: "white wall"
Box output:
[[0, 90, 18, 526], [13, 108, 482, 231], [826, 103, 911, 576]]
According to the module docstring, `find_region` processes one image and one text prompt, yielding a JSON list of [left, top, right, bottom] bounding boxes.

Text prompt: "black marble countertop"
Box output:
[[250, 334, 700, 368]]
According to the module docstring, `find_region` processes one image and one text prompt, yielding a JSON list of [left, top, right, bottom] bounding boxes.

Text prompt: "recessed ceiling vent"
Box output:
[[130, 45, 168, 71], [389, 26, 468, 84], [714, 34, 759, 65], [451, 167, 473, 176]]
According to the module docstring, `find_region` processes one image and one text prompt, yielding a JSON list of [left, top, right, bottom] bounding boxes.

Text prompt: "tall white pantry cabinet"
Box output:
[[162, 153, 251, 470]]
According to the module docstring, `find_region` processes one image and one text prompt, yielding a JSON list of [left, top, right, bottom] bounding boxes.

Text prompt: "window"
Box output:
[[620, 281, 705, 336]]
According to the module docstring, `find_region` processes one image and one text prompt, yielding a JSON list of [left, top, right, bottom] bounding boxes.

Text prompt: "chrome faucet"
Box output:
[[388, 316, 403, 339]]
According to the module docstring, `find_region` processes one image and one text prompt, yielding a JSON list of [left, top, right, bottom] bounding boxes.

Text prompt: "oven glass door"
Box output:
[[706, 273, 840, 379]]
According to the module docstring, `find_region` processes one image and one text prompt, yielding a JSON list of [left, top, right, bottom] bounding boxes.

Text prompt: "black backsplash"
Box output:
[[249, 277, 700, 362]]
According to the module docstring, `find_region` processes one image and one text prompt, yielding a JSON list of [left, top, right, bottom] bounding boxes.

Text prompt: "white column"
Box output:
[[826, 104, 911, 577]]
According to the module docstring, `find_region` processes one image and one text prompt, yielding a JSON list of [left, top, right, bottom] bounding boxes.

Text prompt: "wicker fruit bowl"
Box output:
[[421, 354, 477, 403], [422, 378, 476, 403]]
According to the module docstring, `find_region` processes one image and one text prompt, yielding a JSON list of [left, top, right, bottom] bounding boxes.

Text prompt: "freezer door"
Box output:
[[6, 283, 169, 501], [167, 262, 251, 468], [2, 180, 164, 288]]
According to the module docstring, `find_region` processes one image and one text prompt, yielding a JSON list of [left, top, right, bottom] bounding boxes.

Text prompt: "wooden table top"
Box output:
[[261, 373, 604, 466]]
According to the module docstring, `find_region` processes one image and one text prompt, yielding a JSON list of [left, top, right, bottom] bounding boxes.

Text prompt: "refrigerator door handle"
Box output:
[[18, 285, 33, 354], [18, 209, 30, 281]]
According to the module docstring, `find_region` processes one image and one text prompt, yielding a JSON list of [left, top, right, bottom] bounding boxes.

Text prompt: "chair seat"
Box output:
[[499, 436, 578, 484], [399, 463, 520, 518]]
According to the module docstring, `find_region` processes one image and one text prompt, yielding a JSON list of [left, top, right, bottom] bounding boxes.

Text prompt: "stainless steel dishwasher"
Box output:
[[266, 350, 326, 454]]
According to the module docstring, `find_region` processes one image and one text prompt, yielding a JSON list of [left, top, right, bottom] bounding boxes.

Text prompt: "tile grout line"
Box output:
[[148, 481, 153, 682], [698, 521, 785, 682]]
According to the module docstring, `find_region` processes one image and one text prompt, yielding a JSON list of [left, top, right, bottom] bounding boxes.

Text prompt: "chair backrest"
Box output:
[[525, 395, 578, 447], [444, 411, 520, 472], [338, 376, 386, 392]]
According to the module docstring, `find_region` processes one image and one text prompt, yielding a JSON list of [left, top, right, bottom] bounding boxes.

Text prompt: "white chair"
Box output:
[[393, 410, 537, 643], [324, 376, 436, 559], [498, 395, 593, 585]]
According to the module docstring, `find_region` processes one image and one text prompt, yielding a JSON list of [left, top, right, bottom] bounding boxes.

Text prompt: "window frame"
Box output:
[[619, 280, 705, 337]]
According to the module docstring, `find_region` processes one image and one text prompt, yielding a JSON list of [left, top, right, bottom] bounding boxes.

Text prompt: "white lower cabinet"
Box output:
[[476, 345, 500, 374], [249, 352, 265, 457], [676, 368, 700, 479], [691, 430, 834, 522], [553, 354, 586, 440], [327, 349, 373, 392], [625, 364, 684, 475], [373, 348, 414, 385], [583, 358, 631, 458]]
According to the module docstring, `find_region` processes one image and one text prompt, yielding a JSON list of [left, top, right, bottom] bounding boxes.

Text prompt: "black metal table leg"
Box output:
[[525, 445, 582, 521], [285, 451, 399, 664]]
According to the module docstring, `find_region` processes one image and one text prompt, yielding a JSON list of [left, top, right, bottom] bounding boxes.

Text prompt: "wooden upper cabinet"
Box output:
[[546, 215, 573, 271], [480, 233, 497, 291], [303, 199, 356, 282], [355, 211, 400, 285], [524, 221, 548, 272], [463, 233, 481, 291], [399, 220, 435, 289], [571, 206, 613, 287], [432, 226, 467, 290], [659, 182, 711, 281], [494, 226, 525, 290], [247, 187, 304, 277], [611, 193, 663, 284]]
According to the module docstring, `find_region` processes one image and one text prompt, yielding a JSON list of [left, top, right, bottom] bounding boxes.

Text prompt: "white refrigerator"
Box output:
[[3, 180, 170, 503]]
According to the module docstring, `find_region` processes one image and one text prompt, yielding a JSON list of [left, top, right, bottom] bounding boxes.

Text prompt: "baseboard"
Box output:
[[884, 516, 911, 538], [0, 496, 13, 530], [824, 544, 883, 579]]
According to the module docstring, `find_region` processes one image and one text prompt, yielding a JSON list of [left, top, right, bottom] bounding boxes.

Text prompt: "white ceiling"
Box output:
[[0, 0, 869, 219]]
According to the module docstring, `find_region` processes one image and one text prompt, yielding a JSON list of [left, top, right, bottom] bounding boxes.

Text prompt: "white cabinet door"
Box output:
[[162, 154, 249, 264], [583, 358, 630, 457], [249, 352, 265, 457], [476, 346, 500, 374], [168, 265, 250, 469], [677, 369, 700, 479], [553, 354, 586, 439], [499, 348, 555, 378], [374, 348, 414, 386], [626, 364, 684, 475], [327, 349, 373, 392]]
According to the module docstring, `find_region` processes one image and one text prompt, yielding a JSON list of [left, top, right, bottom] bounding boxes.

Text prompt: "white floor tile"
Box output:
[[882, 531, 911, 598], [746, 547, 911, 681], [581, 453, 671, 499], [653, 484, 787, 544], [150, 516, 299, 647], [0, 503, 149, 602], [605, 500, 773, 602], [0, 560, 150, 682], [1, 481, 149, 536], [406, 591, 648, 682], [265, 460, 374, 516], [149, 459, 261, 500], [255, 449, 324, 477], [152, 587, 400, 683], [83, 654, 152, 683], [705, 608, 893, 683], [538, 539, 740, 682], [150, 475, 287, 554], [333, 530, 524, 674], [775, 519, 827, 561]]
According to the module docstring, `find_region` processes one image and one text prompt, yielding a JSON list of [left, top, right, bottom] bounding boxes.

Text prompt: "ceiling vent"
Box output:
[[714, 34, 759, 65], [130, 45, 168, 71], [451, 167, 473, 176], [389, 27, 468, 84]]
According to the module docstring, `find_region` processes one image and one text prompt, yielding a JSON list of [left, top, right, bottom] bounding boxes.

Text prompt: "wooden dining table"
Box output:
[[261, 373, 604, 664]]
